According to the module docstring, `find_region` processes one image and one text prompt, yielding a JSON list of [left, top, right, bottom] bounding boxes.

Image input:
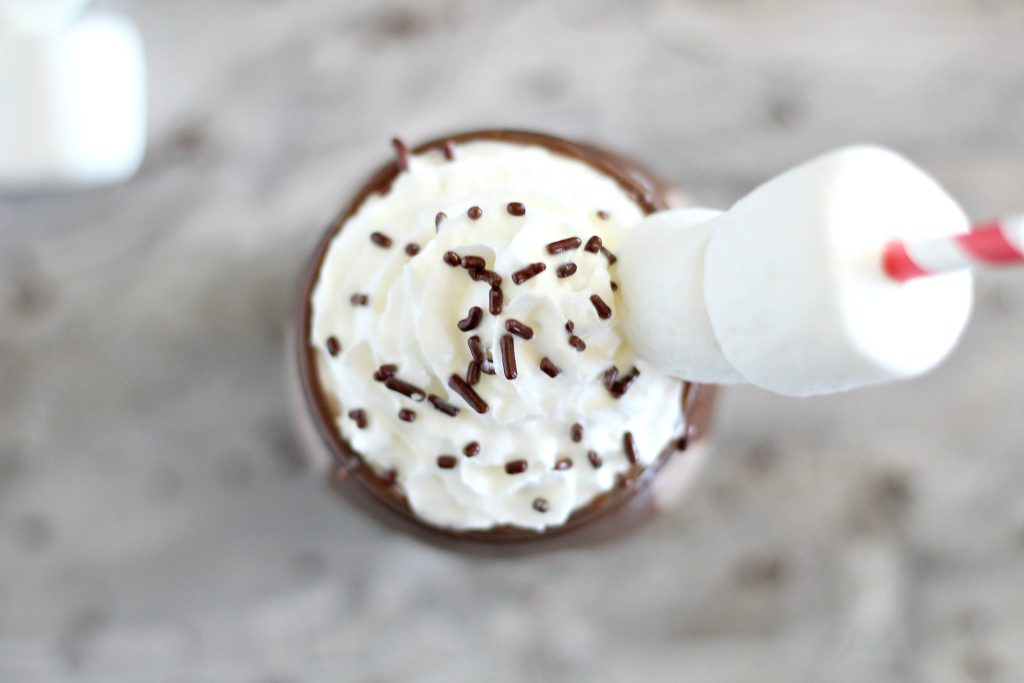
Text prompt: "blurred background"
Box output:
[[1, 0, 1023, 681]]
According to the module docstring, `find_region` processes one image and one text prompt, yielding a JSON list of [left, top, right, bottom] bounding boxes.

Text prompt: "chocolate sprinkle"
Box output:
[[568, 335, 586, 352], [500, 334, 517, 380], [488, 286, 503, 315], [443, 250, 460, 267], [600, 246, 618, 264], [466, 361, 481, 385], [565, 320, 575, 333], [391, 138, 409, 170], [506, 201, 526, 216], [467, 335, 485, 363], [428, 393, 461, 417], [442, 139, 456, 160], [602, 366, 620, 392], [384, 377, 426, 402], [505, 459, 528, 474], [570, 423, 583, 442], [584, 235, 603, 253], [463, 441, 480, 457], [458, 307, 483, 332], [347, 409, 368, 429], [398, 409, 416, 422], [610, 281, 618, 291], [610, 366, 640, 398], [546, 236, 582, 254], [505, 319, 534, 340], [461, 255, 486, 270], [587, 450, 603, 469], [532, 497, 549, 513], [590, 294, 613, 319], [405, 243, 420, 256], [326, 336, 341, 356], [676, 434, 689, 451], [435, 212, 447, 231], [623, 431, 639, 464], [370, 231, 392, 248], [448, 374, 489, 414], [511, 262, 546, 285], [556, 263, 577, 278], [437, 455, 457, 469], [350, 293, 370, 306], [597, 210, 610, 220], [470, 269, 503, 287], [539, 357, 560, 378], [467, 206, 483, 220], [554, 458, 573, 471], [373, 364, 398, 382]]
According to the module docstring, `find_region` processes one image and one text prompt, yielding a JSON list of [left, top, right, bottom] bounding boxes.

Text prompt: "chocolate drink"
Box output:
[[293, 130, 715, 551]]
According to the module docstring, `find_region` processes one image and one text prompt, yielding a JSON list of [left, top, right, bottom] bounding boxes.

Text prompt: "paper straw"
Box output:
[[882, 214, 1024, 282]]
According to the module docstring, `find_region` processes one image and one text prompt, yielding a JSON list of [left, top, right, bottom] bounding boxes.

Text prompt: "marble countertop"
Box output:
[[1, 1, 1022, 681]]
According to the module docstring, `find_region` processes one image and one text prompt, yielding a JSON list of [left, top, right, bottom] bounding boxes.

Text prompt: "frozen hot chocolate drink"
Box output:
[[295, 130, 713, 545], [297, 126, 999, 545]]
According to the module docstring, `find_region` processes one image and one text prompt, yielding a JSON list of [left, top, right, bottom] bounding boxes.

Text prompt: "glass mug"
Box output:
[[290, 130, 716, 552]]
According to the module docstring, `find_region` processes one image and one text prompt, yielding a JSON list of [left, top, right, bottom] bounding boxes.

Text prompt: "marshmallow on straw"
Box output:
[[618, 207, 745, 383], [618, 146, 975, 397]]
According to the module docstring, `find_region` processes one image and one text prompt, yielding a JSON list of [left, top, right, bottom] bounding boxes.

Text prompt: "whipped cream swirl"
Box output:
[[310, 140, 686, 531]]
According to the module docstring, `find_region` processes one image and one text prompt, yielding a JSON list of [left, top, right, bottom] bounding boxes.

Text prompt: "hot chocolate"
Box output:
[[294, 130, 714, 548]]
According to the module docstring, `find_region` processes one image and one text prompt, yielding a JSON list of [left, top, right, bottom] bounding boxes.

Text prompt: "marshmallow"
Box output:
[[0, 12, 146, 189], [617, 208, 744, 384], [0, 0, 91, 34], [703, 146, 973, 396]]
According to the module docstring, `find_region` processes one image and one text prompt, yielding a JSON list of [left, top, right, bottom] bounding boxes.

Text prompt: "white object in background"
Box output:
[[0, 5, 146, 189], [617, 207, 744, 384], [702, 146, 973, 396], [0, 0, 91, 34]]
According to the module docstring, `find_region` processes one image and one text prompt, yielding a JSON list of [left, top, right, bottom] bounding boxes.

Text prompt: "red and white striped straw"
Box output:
[[883, 213, 1024, 282]]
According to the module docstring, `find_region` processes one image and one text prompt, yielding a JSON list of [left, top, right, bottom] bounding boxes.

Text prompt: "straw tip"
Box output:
[[881, 240, 928, 283]]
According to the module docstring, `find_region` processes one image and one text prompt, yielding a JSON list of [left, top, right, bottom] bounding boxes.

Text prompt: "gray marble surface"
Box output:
[[2, 1, 1023, 681]]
